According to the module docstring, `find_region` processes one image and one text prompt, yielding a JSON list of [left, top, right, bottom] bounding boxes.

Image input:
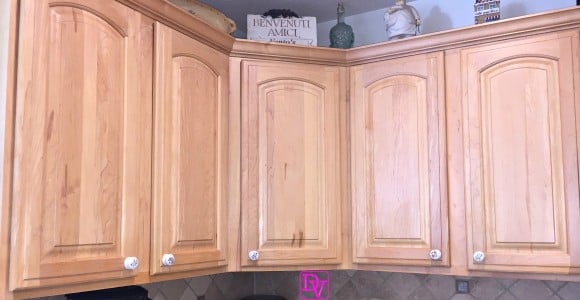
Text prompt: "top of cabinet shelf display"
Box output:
[[232, 6, 580, 66], [119, 1, 580, 63]]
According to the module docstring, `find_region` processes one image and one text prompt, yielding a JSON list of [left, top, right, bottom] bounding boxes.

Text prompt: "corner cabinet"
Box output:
[[151, 23, 229, 275], [240, 60, 344, 267], [350, 53, 449, 267], [461, 31, 580, 273], [9, 0, 153, 290]]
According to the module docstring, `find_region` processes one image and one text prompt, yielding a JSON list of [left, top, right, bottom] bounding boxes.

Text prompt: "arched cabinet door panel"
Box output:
[[151, 22, 229, 276], [240, 60, 343, 267], [350, 53, 449, 267], [9, 0, 153, 290], [461, 31, 580, 274]]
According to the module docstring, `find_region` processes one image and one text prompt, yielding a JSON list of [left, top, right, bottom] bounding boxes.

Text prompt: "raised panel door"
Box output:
[[462, 32, 580, 273], [241, 61, 342, 267], [151, 23, 228, 275], [350, 53, 449, 266], [9, 0, 153, 290]]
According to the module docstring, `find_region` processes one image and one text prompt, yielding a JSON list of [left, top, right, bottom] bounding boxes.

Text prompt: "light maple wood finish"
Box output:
[[231, 39, 346, 66], [0, 0, 18, 298], [152, 22, 228, 275], [462, 31, 580, 273], [227, 57, 243, 272], [443, 49, 470, 274], [339, 66, 352, 270], [241, 60, 343, 267], [116, 0, 235, 54], [350, 53, 449, 267], [9, 0, 153, 290]]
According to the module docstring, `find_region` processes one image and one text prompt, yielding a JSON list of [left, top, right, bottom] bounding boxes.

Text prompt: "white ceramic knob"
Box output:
[[124, 257, 139, 270], [429, 249, 442, 260], [161, 254, 175, 266], [248, 250, 260, 261], [473, 251, 485, 263]]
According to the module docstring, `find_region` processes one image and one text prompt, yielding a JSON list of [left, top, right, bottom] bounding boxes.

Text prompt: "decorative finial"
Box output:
[[337, 2, 345, 17]]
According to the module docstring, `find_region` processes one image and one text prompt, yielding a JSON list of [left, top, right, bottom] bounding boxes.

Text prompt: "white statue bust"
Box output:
[[384, 0, 421, 40]]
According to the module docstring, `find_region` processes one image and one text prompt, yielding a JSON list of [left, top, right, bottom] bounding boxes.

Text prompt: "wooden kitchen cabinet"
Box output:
[[9, 0, 153, 290], [461, 31, 580, 273], [350, 53, 449, 267], [4, 3, 580, 298], [151, 22, 229, 275], [240, 60, 344, 267]]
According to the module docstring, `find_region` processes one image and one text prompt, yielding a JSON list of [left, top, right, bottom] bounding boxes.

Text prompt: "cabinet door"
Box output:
[[9, 0, 152, 290], [241, 61, 342, 267], [462, 32, 580, 273], [350, 53, 449, 266], [151, 23, 228, 275]]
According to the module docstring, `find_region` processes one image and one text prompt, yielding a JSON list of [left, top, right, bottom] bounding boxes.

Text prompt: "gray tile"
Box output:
[[544, 281, 567, 293], [386, 273, 422, 299], [143, 282, 164, 298], [557, 281, 580, 300], [225, 272, 254, 300], [213, 272, 235, 293], [407, 285, 436, 300], [451, 294, 475, 300], [378, 271, 392, 281], [496, 291, 518, 300], [254, 271, 290, 288], [329, 270, 352, 296], [497, 278, 518, 289], [205, 282, 227, 300], [254, 272, 276, 295], [335, 280, 362, 300], [275, 272, 300, 300], [188, 275, 212, 296], [470, 278, 504, 300], [179, 287, 197, 300], [350, 271, 386, 298], [379, 282, 398, 300], [423, 274, 456, 300], [548, 295, 563, 300], [154, 292, 168, 300], [415, 273, 429, 281], [161, 279, 189, 300], [346, 269, 357, 277], [510, 280, 554, 300]]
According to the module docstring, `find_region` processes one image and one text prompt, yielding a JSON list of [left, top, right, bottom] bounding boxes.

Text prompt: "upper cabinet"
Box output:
[[9, 0, 153, 290], [240, 60, 344, 267], [5, 3, 580, 297], [151, 23, 229, 275], [350, 53, 449, 267], [461, 31, 580, 273]]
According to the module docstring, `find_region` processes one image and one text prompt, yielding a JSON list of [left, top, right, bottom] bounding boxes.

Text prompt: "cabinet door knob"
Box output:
[[473, 251, 486, 263], [248, 250, 260, 261], [161, 254, 175, 266], [123, 257, 139, 270], [429, 249, 442, 260]]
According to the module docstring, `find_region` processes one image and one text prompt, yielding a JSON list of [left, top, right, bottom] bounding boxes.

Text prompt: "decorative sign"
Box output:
[[247, 15, 317, 46]]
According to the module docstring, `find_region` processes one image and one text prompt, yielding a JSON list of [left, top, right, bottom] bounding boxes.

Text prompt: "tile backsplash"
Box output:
[[33, 270, 580, 300]]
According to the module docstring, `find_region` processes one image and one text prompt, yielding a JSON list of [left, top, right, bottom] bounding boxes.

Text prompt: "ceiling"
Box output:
[[197, 0, 402, 34]]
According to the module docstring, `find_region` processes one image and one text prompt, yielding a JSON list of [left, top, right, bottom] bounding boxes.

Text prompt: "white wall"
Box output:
[[318, 0, 575, 47]]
